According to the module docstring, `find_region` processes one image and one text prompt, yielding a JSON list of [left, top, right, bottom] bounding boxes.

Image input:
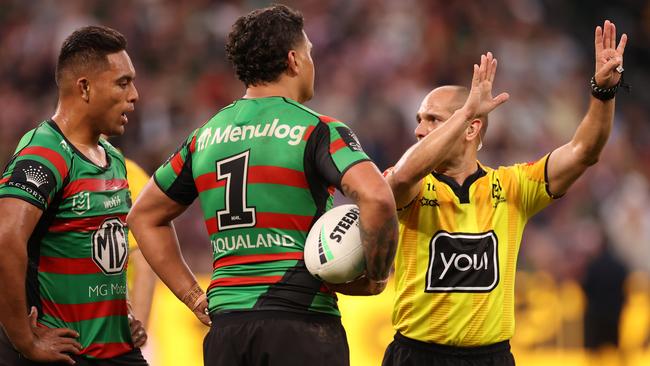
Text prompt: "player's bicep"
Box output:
[[546, 143, 589, 197], [0, 197, 44, 244]]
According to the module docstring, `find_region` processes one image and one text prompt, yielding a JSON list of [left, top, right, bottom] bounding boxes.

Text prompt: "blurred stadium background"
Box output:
[[1, 0, 649, 365]]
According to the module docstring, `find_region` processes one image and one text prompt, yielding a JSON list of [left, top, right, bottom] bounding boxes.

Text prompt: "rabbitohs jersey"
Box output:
[[154, 96, 370, 317], [0, 120, 133, 359]]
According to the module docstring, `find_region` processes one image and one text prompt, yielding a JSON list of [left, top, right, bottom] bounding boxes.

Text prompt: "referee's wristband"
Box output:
[[590, 75, 619, 101]]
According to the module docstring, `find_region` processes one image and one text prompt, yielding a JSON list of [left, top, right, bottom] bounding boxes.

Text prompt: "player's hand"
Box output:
[[128, 313, 147, 348], [191, 294, 212, 327], [19, 307, 81, 365], [325, 273, 388, 296], [594, 20, 627, 88]]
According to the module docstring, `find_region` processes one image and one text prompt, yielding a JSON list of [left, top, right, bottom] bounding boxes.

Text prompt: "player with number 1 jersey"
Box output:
[[154, 97, 370, 316], [0, 120, 134, 359]]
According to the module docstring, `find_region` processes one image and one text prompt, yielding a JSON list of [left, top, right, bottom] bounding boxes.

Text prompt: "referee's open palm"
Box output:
[[595, 20, 627, 88], [464, 52, 509, 119]]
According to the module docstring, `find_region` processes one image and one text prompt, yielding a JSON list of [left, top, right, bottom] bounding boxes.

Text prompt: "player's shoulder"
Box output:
[[279, 98, 344, 125], [15, 120, 75, 163]]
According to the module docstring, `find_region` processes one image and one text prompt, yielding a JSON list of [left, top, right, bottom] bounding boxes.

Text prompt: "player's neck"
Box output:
[[52, 107, 101, 148], [243, 81, 304, 103]]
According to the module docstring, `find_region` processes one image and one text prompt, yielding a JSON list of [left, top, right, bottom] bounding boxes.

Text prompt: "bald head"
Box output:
[[417, 85, 488, 138], [422, 86, 468, 115]]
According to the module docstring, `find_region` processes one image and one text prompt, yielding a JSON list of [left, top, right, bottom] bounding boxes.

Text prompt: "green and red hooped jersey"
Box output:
[[0, 120, 133, 359], [154, 97, 370, 317]]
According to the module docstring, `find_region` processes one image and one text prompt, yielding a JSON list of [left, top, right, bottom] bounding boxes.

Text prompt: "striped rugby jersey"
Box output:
[[0, 120, 133, 359], [391, 156, 555, 346], [154, 96, 369, 316]]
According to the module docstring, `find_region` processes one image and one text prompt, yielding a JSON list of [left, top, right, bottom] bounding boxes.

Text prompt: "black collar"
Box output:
[[432, 164, 486, 204]]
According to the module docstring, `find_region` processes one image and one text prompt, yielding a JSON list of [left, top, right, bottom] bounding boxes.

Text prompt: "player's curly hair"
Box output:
[[56, 25, 127, 85], [226, 4, 305, 87]]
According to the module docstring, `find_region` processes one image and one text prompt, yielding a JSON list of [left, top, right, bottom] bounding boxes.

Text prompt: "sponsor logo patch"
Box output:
[[71, 191, 90, 215], [335, 127, 363, 152], [419, 196, 439, 207], [425, 231, 499, 292], [6, 160, 56, 205], [91, 218, 128, 275]]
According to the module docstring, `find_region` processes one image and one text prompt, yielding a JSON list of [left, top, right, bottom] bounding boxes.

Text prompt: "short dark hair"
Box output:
[[56, 25, 127, 85], [225, 4, 305, 87]]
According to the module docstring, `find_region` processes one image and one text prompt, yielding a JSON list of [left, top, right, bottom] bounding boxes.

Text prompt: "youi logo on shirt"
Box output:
[[425, 231, 499, 292]]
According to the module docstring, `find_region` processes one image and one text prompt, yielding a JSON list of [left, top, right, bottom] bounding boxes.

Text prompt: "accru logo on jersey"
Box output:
[[425, 231, 499, 292], [92, 217, 128, 275]]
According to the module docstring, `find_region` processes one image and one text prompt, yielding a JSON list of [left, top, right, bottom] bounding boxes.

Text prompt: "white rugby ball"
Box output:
[[304, 204, 365, 284]]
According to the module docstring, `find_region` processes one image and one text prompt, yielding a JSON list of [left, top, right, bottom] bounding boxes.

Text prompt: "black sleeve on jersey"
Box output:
[[154, 153, 198, 206], [306, 123, 347, 189], [2, 160, 58, 210]]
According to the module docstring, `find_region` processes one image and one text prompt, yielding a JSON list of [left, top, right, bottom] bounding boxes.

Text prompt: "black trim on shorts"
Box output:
[[394, 332, 511, 357], [210, 309, 341, 326]]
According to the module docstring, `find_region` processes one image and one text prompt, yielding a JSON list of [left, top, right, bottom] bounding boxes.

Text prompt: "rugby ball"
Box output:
[[304, 204, 366, 284]]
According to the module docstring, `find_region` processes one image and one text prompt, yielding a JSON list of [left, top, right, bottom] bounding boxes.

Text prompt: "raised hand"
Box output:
[[20, 307, 82, 365], [463, 52, 509, 118], [594, 20, 627, 88]]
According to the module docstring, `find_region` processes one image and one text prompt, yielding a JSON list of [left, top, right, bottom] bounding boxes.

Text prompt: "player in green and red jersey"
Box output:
[[127, 5, 398, 366], [0, 26, 148, 365]]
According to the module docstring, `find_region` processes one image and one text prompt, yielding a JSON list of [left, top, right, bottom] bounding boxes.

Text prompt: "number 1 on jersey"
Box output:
[[216, 150, 256, 230]]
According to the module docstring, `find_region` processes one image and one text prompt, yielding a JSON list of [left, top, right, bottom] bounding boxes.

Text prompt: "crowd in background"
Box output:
[[1, 0, 649, 354]]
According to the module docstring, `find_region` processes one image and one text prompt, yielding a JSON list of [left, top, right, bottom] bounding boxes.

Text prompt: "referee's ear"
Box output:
[[465, 118, 483, 141]]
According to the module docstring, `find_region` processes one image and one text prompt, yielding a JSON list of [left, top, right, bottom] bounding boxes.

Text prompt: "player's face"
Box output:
[[88, 50, 138, 137], [296, 32, 315, 102]]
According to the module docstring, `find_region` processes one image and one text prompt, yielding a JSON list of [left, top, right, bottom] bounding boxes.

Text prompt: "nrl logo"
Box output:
[[71, 191, 90, 215]]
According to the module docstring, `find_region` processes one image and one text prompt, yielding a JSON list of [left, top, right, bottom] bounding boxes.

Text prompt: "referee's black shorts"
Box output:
[[382, 332, 515, 366], [204, 310, 349, 366]]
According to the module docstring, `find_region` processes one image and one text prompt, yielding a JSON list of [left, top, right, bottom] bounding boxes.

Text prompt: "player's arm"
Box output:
[[326, 161, 398, 295], [126, 179, 210, 326], [128, 248, 156, 330], [387, 53, 509, 208], [546, 20, 627, 196], [0, 198, 81, 364]]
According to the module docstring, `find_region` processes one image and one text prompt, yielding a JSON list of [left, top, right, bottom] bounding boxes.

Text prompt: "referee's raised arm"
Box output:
[[386, 53, 509, 209], [546, 20, 627, 197]]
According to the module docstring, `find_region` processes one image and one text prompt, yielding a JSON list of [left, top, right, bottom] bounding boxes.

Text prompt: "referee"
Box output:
[[383, 21, 627, 365]]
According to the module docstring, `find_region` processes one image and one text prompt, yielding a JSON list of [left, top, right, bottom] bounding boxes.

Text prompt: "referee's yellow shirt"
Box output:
[[392, 155, 555, 346], [125, 158, 149, 290]]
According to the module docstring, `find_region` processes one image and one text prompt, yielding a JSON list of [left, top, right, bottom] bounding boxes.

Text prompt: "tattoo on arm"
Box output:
[[360, 216, 398, 281], [180, 283, 205, 310], [341, 183, 359, 201], [341, 183, 398, 280]]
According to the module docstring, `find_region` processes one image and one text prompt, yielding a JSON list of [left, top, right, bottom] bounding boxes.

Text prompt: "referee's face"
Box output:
[[414, 88, 460, 141]]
